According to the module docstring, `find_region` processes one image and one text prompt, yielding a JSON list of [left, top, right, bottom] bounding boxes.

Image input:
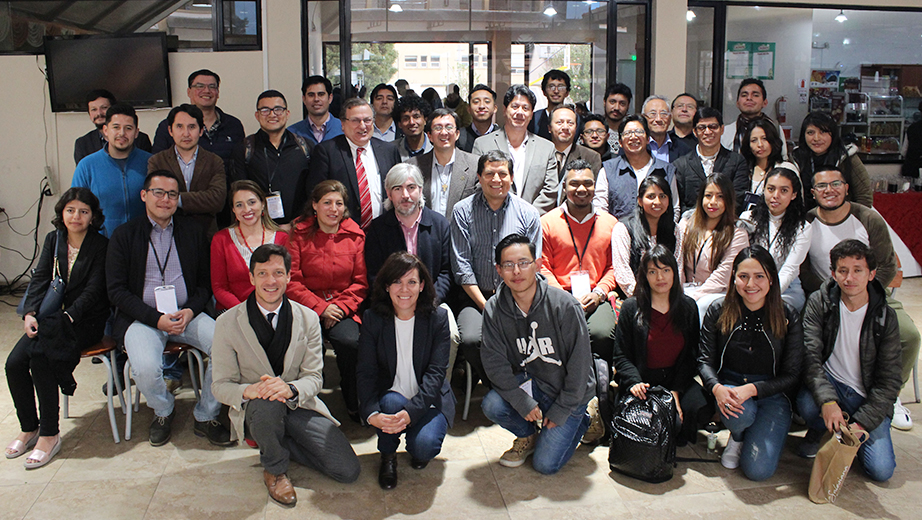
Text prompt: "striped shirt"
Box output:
[[142, 217, 188, 309]]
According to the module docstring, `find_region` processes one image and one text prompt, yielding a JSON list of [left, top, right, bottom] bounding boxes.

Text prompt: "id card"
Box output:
[[519, 378, 533, 398], [570, 271, 592, 299], [266, 191, 285, 220], [154, 285, 179, 314]]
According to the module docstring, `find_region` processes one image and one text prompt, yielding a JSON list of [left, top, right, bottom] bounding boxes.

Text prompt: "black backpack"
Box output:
[[608, 385, 677, 482]]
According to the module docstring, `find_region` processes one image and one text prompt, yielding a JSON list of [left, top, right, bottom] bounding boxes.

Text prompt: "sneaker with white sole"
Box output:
[[893, 397, 913, 431], [581, 396, 605, 445], [499, 434, 537, 468], [721, 437, 743, 469]]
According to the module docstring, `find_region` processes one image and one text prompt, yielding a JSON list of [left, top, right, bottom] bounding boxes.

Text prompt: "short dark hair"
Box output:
[[671, 92, 698, 109], [830, 239, 877, 273], [249, 244, 292, 273], [469, 84, 496, 101], [257, 90, 287, 107], [549, 103, 577, 120], [541, 69, 571, 92], [563, 158, 593, 179], [187, 69, 220, 88], [393, 95, 432, 124], [369, 252, 437, 318], [503, 84, 536, 109], [167, 103, 204, 128], [340, 97, 371, 119], [581, 112, 608, 130], [737, 78, 766, 99], [477, 150, 513, 177], [618, 113, 649, 136], [105, 103, 138, 126], [604, 83, 633, 103], [52, 187, 104, 231], [425, 108, 461, 133], [302, 75, 332, 96], [693, 106, 724, 127], [86, 89, 116, 107], [812, 165, 845, 185], [495, 233, 536, 265], [371, 83, 398, 101], [143, 170, 181, 190]]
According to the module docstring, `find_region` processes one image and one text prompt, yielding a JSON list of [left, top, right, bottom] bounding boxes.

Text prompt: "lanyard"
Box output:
[[149, 229, 175, 285], [692, 234, 713, 276], [564, 213, 597, 270]]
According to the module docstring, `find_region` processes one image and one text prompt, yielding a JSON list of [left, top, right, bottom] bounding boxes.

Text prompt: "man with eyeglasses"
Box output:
[[457, 84, 499, 153], [480, 233, 593, 473], [308, 97, 402, 229], [407, 108, 480, 219], [75, 89, 152, 165], [393, 95, 434, 161], [669, 93, 699, 152], [578, 113, 614, 162], [530, 70, 577, 141], [642, 95, 692, 164], [721, 78, 787, 156], [451, 151, 542, 389], [229, 90, 311, 227], [672, 106, 750, 213], [289, 75, 343, 146], [106, 170, 231, 448]]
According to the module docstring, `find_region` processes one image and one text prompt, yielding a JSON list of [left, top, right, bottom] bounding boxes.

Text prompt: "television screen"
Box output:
[[44, 33, 172, 113]]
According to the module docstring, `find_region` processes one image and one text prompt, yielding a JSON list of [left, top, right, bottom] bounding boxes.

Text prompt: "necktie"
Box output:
[[266, 312, 276, 330], [556, 151, 566, 177], [355, 147, 373, 229]]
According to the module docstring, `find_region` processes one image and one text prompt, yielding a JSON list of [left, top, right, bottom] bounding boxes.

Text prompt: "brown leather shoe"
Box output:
[[263, 470, 297, 506]]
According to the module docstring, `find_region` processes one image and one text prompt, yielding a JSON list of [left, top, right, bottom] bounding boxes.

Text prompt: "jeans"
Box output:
[[376, 391, 448, 461], [781, 277, 806, 312], [481, 373, 590, 474], [123, 313, 220, 422], [796, 372, 896, 482], [720, 371, 791, 481]]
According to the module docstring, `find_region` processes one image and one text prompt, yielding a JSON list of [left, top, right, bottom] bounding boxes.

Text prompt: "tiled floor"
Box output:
[[2, 280, 922, 520]]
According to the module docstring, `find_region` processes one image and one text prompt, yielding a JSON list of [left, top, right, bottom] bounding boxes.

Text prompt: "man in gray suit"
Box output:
[[548, 104, 602, 181], [408, 108, 480, 220], [472, 85, 559, 215]]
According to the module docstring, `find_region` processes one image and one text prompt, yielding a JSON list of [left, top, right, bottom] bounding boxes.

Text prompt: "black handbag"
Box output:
[[608, 385, 678, 482], [17, 232, 66, 320]]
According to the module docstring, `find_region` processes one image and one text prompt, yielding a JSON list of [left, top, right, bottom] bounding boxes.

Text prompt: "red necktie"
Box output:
[[355, 147, 373, 229]]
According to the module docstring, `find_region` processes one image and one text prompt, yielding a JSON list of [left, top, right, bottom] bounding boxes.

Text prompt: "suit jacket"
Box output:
[[106, 215, 211, 345], [308, 135, 402, 227], [74, 129, 152, 165], [148, 147, 226, 236], [672, 146, 750, 214], [407, 149, 480, 219], [356, 307, 455, 427], [471, 129, 559, 214], [529, 109, 582, 143], [562, 144, 602, 180], [211, 299, 337, 442], [457, 124, 497, 153]]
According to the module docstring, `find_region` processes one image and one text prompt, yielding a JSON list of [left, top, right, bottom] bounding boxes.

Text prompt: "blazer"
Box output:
[[562, 144, 602, 180], [148, 146, 227, 236], [211, 299, 338, 442], [74, 129, 152, 165], [364, 207, 452, 303], [106, 215, 212, 345], [210, 228, 289, 311], [407, 148, 480, 219], [471, 129, 559, 214], [529, 109, 583, 143], [356, 307, 456, 428], [672, 146, 750, 214], [307, 135, 402, 227]]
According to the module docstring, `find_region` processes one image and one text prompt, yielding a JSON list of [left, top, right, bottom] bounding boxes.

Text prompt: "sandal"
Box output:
[[24, 437, 61, 470], [5, 431, 39, 459]]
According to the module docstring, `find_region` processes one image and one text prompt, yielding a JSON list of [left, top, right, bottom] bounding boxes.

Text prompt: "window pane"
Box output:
[[685, 6, 713, 105]]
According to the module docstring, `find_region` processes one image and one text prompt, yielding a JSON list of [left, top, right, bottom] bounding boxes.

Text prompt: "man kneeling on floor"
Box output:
[[797, 239, 900, 482], [481, 233, 594, 474], [211, 244, 360, 506]]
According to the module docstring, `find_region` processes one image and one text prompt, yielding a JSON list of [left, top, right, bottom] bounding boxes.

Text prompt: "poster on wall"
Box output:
[[726, 42, 750, 79], [726, 42, 775, 80]]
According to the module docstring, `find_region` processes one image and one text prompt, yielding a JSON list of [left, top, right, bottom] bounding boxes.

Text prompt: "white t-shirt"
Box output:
[[808, 214, 869, 281], [390, 316, 419, 400], [826, 302, 868, 397]]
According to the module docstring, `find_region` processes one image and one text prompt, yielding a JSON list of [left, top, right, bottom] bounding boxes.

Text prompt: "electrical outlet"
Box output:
[[44, 166, 56, 195]]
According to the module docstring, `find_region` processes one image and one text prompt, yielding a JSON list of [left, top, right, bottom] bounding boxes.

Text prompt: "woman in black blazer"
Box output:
[[357, 252, 455, 490], [5, 188, 109, 469]]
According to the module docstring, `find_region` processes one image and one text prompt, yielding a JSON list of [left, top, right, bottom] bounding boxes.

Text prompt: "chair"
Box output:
[[62, 336, 126, 443], [122, 342, 205, 441]]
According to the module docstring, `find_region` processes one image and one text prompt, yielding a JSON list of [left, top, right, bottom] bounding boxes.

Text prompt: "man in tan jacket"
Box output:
[[212, 244, 360, 506]]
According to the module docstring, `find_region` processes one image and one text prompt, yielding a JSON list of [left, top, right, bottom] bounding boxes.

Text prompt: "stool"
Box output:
[[62, 336, 125, 443], [123, 342, 205, 441]]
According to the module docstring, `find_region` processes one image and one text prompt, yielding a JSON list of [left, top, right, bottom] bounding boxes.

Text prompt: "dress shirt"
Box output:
[[142, 217, 188, 309], [174, 146, 199, 208], [398, 209, 424, 256], [310, 113, 331, 144], [347, 138, 383, 218], [256, 301, 282, 329], [430, 150, 456, 216], [373, 121, 398, 142], [648, 134, 673, 163], [697, 146, 719, 177], [506, 133, 529, 196]]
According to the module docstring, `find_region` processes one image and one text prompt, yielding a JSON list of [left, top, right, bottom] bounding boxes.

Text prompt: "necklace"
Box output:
[[237, 226, 266, 253]]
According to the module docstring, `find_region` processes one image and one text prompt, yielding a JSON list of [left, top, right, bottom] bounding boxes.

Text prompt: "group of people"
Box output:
[[4, 67, 918, 507]]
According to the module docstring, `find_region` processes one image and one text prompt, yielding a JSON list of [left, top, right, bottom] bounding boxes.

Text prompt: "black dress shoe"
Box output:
[[149, 410, 176, 447], [194, 419, 235, 447], [378, 452, 398, 490], [410, 457, 429, 470]]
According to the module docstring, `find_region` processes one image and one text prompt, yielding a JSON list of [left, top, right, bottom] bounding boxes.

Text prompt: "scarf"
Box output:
[[246, 293, 293, 376]]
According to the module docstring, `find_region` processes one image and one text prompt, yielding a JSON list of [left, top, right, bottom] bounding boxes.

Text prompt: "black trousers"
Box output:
[[325, 317, 361, 413], [6, 334, 59, 436]]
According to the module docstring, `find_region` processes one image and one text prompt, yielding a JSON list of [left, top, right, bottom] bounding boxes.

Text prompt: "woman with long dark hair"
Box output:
[[740, 119, 797, 201], [611, 175, 678, 298], [740, 167, 812, 310], [612, 245, 709, 444], [698, 245, 803, 481], [357, 252, 454, 489]]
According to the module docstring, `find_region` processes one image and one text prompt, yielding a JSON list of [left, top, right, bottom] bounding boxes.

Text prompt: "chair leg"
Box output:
[[463, 360, 472, 421], [62, 393, 70, 419], [187, 350, 203, 402], [97, 354, 121, 443], [124, 360, 133, 441], [913, 359, 920, 404], [110, 350, 127, 415]]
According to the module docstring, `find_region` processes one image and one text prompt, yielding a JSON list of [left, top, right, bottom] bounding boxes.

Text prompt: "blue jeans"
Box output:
[[781, 277, 806, 312], [376, 391, 448, 461], [481, 373, 590, 475], [124, 313, 221, 422], [720, 372, 791, 481], [796, 372, 896, 482]]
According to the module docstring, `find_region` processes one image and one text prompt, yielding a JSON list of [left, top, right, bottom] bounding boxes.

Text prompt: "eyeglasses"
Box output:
[[190, 83, 219, 91], [345, 117, 374, 125], [582, 128, 608, 136], [673, 103, 697, 110], [643, 111, 670, 120], [695, 123, 721, 133], [257, 106, 287, 116], [546, 85, 568, 93], [499, 260, 535, 271], [431, 124, 456, 133], [146, 188, 180, 200], [621, 129, 646, 137], [813, 180, 845, 191]]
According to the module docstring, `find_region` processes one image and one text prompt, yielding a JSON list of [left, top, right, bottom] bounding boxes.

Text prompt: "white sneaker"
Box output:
[[893, 397, 913, 431], [721, 437, 743, 469]]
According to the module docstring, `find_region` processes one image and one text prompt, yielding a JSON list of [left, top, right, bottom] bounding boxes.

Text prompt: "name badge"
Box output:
[[266, 191, 285, 220], [570, 271, 592, 299], [519, 378, 533, 398], [154, 285, 179, 314]]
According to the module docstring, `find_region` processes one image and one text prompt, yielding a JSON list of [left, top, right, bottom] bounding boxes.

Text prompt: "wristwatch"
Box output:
[[287, 384, 299, 401]]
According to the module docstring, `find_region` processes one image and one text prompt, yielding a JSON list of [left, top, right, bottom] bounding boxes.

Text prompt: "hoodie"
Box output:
[[481, 274, 595, 425]]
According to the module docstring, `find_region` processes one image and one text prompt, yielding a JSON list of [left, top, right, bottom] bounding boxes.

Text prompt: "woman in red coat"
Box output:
[[211, 180, 289, 312], [286, 180, 368, 421]]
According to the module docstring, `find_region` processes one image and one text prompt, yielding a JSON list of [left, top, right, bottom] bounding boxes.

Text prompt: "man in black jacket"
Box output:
[[107, 170, 231, 448], [74, 89, 152, 165], [797, 240, 900, 482]]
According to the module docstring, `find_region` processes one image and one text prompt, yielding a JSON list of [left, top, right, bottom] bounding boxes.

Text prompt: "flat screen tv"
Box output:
[[44, 33, 171, 113]]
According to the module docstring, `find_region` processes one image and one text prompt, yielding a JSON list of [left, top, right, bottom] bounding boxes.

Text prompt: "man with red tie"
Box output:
[[308, 98, 402, 229]]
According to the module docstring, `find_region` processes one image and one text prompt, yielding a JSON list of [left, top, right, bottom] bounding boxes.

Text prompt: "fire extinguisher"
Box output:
[[776, 96, 787, 124]]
